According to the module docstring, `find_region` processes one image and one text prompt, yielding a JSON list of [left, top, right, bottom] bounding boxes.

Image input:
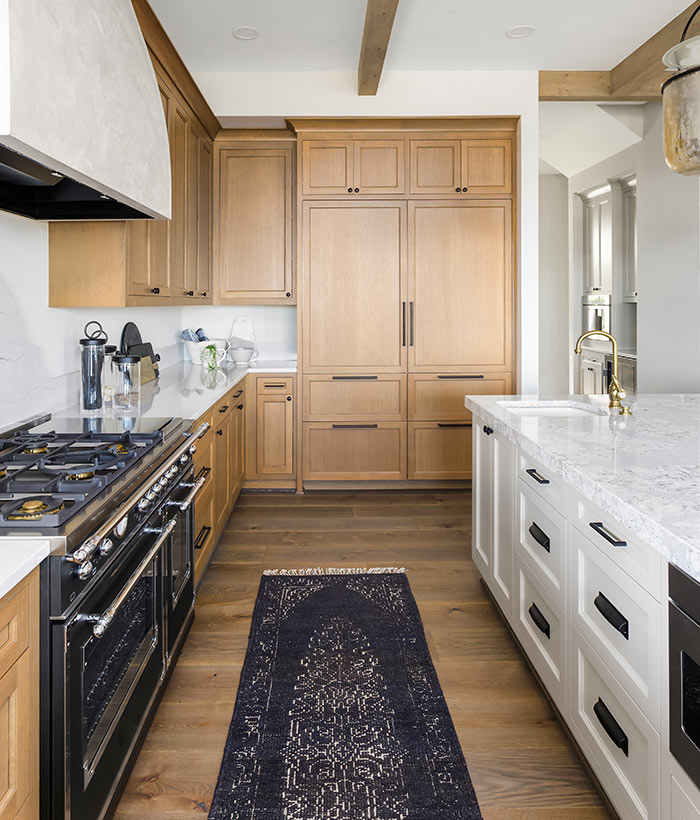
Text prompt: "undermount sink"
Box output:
[[497, 401, 607, 418]]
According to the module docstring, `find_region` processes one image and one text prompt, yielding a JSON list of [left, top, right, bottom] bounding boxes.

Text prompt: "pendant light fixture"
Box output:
[[663, 4, 700, 174]]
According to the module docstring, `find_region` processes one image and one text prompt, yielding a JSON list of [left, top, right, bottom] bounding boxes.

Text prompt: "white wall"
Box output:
[[539, 173, 569, 394], [196, 68, 540, 393]]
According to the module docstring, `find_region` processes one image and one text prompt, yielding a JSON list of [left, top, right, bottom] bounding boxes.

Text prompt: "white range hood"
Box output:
[[0, 0, 171, 219]]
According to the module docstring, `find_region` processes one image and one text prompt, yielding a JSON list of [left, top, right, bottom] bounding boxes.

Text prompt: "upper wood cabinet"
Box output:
[[49, 58, 214, 307], [409, 138, 513, 196], [302, 201, 408, 373], [215, 146, 294, 304], [301, 139, 405, 196]]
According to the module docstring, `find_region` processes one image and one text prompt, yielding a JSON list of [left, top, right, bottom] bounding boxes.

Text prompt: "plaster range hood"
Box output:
[[0, 0, 171, 220]]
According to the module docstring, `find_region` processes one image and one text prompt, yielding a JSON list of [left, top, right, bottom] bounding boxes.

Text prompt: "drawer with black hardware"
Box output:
[[302, 422, 407, 481], [571, 627, 660, 820], [193, 475, 215, 588], [408, 372, 512, 421], [257, 376, 293, 395], [516, 480, 567, 608], [302, 374, 406, 421], [518, 452, 565, 509], [573, 495, 662, 601], [515, 555, 567, 713], [571, 528, 662, 729], [407, 421, 472, 480]]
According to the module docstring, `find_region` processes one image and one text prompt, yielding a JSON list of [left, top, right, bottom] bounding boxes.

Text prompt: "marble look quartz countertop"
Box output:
[[465, 393, 700, 581], [0, 540, 50, 600]]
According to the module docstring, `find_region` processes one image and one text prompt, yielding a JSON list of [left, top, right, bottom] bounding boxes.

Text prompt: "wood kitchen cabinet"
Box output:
[[303, 422, 407, 481], [245, 375, 295, 487], [215, 142, 294, 304], [408, 373, 512, 421], [301, 139, 405, 196], [49, 56, 214, 307], [409, 138, 513, 196], [407, 422, 473, 480], [0, 569, 39, 820]]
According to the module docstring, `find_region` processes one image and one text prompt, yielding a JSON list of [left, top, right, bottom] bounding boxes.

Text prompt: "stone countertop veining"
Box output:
[[0, 540, 50, 600], [465, 392, 700, 582]]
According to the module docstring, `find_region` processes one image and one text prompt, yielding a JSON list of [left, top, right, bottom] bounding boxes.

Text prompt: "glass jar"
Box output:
[[102, 345, 117, 409], [112, 355, 141, 412], [80, 338, 105, 415]]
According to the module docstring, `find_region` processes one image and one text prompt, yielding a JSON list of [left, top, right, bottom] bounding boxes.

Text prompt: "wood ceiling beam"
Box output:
[[539, 71, 612, 101], [358, 0, 400, 96]]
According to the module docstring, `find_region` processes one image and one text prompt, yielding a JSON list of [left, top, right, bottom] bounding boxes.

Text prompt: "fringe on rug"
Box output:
[[263, 567, 407, 576]]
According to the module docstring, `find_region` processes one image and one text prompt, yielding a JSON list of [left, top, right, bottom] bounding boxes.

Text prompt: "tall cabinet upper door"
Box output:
[[197, 135, 213, 299], [169, 99, 189, 298], [302, 201, 407, 373], [353, 140, 405, 194], [409, 140, 461, 195], [408, 200, 513, 373], [217, 149, 293, 303], [302, 141, 354, 195], [461, 139, 513, 195]]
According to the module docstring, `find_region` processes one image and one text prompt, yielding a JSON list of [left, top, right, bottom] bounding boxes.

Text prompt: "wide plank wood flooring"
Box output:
[[114, 489, 611, 820]]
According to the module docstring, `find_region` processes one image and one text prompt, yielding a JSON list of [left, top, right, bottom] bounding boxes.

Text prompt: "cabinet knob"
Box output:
[[287, 395, 292, 401], [186, 290, 194, 296], [456, 188, 461, 192], [201, 291, 208, 297], [151, 287, 160, 294], [462, 186, 468, 193], [237, 404, 243, 410], [347, 188, 353, 193], [286, 292, 291, 298], [354, 188, 359, 193], [216, 429, 223, 436]]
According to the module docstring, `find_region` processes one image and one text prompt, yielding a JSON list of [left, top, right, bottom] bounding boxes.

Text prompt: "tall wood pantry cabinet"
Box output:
[[293, 119, 517, 485]]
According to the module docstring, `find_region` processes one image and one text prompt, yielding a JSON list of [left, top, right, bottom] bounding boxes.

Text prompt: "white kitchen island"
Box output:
[[466, 393, 700, 820]]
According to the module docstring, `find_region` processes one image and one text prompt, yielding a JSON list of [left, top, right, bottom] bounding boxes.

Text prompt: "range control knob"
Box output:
[[167, 466, 179, 479], [179, 454, 189, 465], [188, 445, 197, 455], [138, 498, 150, 512], [100, 538, 114, 556], [146, 490, 157, 501], [113, 516, 128, 538], [159, 477, 169, 488], [152, 484, 163, 495], [76, 561, 94, 581]]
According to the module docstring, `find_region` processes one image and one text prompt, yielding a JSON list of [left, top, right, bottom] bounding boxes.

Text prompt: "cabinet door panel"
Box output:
[[303, 201, 407, 373], [462, 139, 512, 194], [303, 375, 406, 421], [354, 140, 405, 194], [213, 415, 232, 536], [472, 419, 493, 576], [256, 394, 293, 475], [233, 401, 246, 496], [407, 422, 472, 479], [218, 150, 292, 301], [185, 119, 199, 298], [409, 140, 461, 194], [409, 200, 512, 372], [0, 655, 31, 820], [302, 140, 353, 195], [169, 101, 188, 298], [303, 423, 406, 480], [197, 136, 213, 298]]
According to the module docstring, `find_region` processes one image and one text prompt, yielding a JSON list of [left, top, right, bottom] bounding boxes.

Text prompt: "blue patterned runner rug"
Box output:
[[208, 568, 483, 819]]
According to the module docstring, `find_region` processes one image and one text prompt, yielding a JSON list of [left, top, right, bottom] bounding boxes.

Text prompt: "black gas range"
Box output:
[[0, 415, 210, 820]]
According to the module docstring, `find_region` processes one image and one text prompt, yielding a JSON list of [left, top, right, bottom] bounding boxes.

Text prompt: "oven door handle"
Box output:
[[86, 518, 177, 639], [176, 474, 208, 512]]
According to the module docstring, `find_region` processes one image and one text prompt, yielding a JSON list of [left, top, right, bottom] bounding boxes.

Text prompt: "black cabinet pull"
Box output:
[[589, 522, 627, 548], [354, 188, 359, 193], [237, 403, 244, 410], [402, 301, 407, 347], [437, 374, 485, 380], [528, 522, 551, 553], [437, 423, 472, 428], [151, 287, 160, 294], [462, 186, 469, 193], [218, 405, 229, 413], [409, 302, 415, 346], [264, 383, 286, 388], [526, 467, 550, 485], [528, 603, 550, 639], [194, 525, 212, 550], [186, 290, 194, 296], [594, 592, 629, 639], [483, 426, 493, 436], [593, 698, 629, 756], [332, 375, 379, 381], [286, 292, 292, 297], [195, 466, 212, 481], [347, 187, 353, 193], [216, 430, 223, 436], [286, 396, 292, 401], [456, 187, 461, 192], [332, 424, 378, 429], [201, 291, 208, 297], [233, 390, 243, 398]]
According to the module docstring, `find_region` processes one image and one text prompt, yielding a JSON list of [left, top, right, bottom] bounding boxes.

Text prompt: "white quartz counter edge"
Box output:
[[465, 396, 700, 582], [0, 541, 50, 600]]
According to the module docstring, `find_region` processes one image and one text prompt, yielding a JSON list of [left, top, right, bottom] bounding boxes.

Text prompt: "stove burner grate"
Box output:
[[5, 496, 66, 520]]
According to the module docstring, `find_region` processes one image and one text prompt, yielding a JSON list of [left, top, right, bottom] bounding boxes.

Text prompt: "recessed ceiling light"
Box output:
[[232, 25, 261, 41], [506, 24, 536, 39]]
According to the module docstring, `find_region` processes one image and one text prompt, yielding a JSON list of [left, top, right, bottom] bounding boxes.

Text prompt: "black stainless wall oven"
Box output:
[[0, 415, 208, 820], [670, 563, 700, 791]]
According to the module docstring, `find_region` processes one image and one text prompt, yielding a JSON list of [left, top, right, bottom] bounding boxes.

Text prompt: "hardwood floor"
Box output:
[[113, 489, 612, 819]]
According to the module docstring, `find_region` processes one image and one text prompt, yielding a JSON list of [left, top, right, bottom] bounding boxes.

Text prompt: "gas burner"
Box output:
[[105, 442, 137, 457], [4, 496, 65, 520], [6, 432, 59, 455], [42, 452, 119, 481], [0, 465, 5, 480]]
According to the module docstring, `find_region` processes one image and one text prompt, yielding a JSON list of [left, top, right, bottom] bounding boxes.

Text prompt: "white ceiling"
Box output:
[[149, 0, 690, 73]]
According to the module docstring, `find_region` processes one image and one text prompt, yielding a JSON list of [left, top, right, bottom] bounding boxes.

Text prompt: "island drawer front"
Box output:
[[409, 373, 512, 421], [572, 528, 662, 730], [518, 452, 565, 510], [571, 628, 660, 820], [671, 772, 700, 820], [303, 375, 406, 421], [573, 495, 662, 602], [516, 480, 567, 609], [515, 557, 567, 714], [257, 377, 293, 395], [302, 422, 407, 480]]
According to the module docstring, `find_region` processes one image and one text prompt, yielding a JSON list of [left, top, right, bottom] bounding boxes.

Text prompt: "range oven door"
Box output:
[[670, 597, 700, 790], [52, 510, 172, 820]]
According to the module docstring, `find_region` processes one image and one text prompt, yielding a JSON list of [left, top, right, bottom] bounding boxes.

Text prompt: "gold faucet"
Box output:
[[574, 330, 632, 416]]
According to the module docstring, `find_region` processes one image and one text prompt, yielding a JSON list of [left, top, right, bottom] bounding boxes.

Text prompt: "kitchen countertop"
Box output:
[[0, 540, 50, 600], [465, 392, 700, 581]]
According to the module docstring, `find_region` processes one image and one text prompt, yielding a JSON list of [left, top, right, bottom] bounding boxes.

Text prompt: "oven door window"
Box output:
[[169, 504, 191, 608], [79, 546, 161, 777], [682, 651, 700, 749]]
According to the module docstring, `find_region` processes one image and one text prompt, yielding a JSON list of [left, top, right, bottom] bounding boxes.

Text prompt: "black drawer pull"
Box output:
[[237, 404, 244, 410], [593, 698, 629, 756], [437, 374, 485, 380], [526, 467, 550, 485], [232, 390, 243, 398], [194, 525, 212, 551], [195, 466, 212, 482], [483, 426, 493, 436], [263, 384, 286, 388], [402, 301, 407, 347], [594, 592, 629, 639], [332, 424, 378, 429], [438, 423, 472, 428], [528, 522, 550, 553], [218, 405, 229, 413], [332, 375, 379, 380], [216, 430, 223, 437], [528, 603, 550, 639], [589, 522, 627, 548]]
